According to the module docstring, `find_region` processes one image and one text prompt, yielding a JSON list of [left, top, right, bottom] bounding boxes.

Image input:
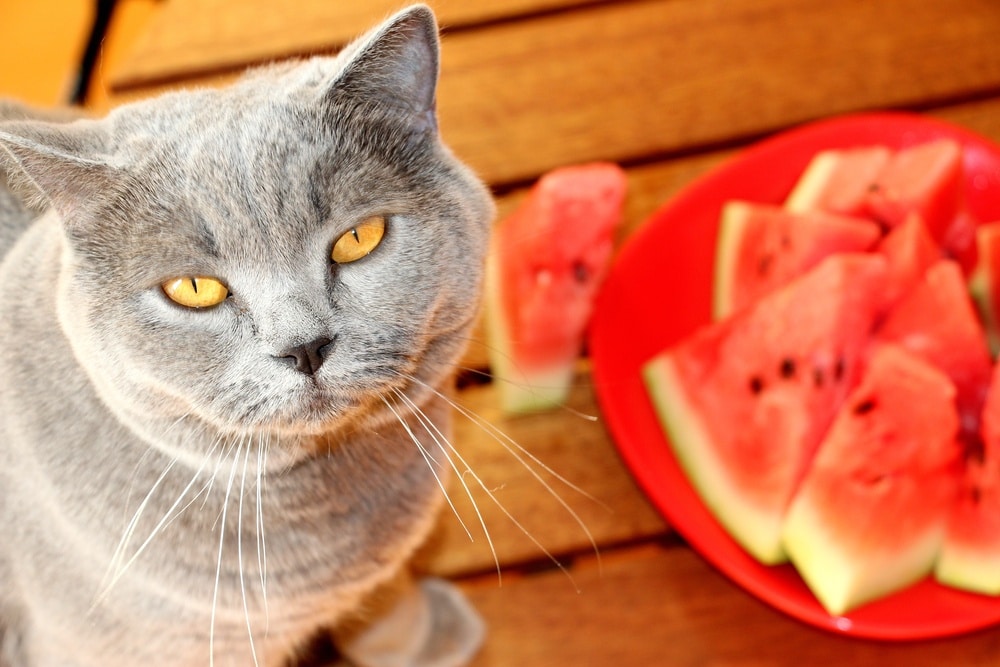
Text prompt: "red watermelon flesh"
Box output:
[[875, 214, 940, 312], [941, 208, 979, 276], [486, 162, 627, 412], [876, 259, 993, 436], [782, 344, 961, 615], [969, 221, 1000, 356], [863, 138, 964, 242], [936, 362, 1000, 595], [712, 201, 880, 320], [785, 145, 892, 216], [643, 254, 888, 564]]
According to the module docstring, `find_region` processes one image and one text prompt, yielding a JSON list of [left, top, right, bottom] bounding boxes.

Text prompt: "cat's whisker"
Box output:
[[390, 388, 503, 584], [255, 431, 269, 631], [96, 436, 227, 608], [102, 457, 177, 593], [402, 371, 603, 578], [210, 440, 244, 667], [380, 393, 475, 544], [238, 439, 261, 667]]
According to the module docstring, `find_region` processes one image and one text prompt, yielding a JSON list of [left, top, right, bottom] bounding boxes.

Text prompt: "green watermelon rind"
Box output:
[[782, 492, 947, 616], [484, 252, 574, 413], [711, 201, 748, 321], [935, 546, 1000, 596], [782, 345, 959, 615], [642, 354, 787, 565]]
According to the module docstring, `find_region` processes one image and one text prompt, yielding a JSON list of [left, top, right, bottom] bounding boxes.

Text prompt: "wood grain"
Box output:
[[106, 0, 1000, 189], [461, 544, 1000, 666], [417, 364, 668, 578], [109, 0, 609, 90], [434, 0, 1000, 185]]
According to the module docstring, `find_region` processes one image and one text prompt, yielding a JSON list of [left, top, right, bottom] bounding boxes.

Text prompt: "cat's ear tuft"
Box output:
[[0, 120, 116, 221], [328, 4, 441, 131]]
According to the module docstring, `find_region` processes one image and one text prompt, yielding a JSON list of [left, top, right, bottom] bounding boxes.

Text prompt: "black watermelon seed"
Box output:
[[853, 398, 877, 415]]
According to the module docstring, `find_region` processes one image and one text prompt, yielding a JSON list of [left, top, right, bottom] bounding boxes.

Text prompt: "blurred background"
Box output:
[[0, 0, 158, 109]]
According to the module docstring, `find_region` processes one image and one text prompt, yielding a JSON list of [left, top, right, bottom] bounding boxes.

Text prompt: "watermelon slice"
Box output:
[[876, 259, 993, 436], [643, 254, 888, 564], [969, 221, 1000, 356], [786, 139, 966, 249], [936, 363, 1000, 595], [785, 145, 892, 216], [782, 344, 961, 616], [485, 162, 627, 413], [874, 214, 940, 311], [863, 138, 964, 242], [712, 201, 880, 320]]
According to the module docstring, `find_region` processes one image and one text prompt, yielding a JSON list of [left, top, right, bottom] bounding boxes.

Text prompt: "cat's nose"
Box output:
[[276, 336, 335, 376]]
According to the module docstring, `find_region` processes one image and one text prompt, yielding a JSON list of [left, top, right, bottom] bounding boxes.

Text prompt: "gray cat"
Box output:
[[0, 5, 494, 666]]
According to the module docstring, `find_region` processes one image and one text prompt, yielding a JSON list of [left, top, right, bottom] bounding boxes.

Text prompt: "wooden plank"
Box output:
[[417, 364, 668, 578], [460, 543, 1000, 666], [106, 0, 1000, 187], [108, 0, 608, 90], [435, 0, 1000, 185]]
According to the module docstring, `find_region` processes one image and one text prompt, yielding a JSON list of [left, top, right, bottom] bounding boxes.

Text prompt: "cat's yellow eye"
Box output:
[[162, 276, 229, 309], [332, 215, 386, 264]]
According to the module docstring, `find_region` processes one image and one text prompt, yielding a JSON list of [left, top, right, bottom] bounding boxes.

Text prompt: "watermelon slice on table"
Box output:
[[936, 363, 1000, 596], [874, 214, 940, 311], [712, 201, 880, 320], [642, 254, 888, 564], [969, 221, 1000, 356], [781, 344, 962, 616], [876, 259, 993, 436], [485, 162, 627, 413], [785, 145, 892, 216]]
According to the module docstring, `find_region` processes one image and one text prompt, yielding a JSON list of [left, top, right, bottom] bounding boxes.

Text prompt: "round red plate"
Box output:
[[589, 112, 1000, 640]]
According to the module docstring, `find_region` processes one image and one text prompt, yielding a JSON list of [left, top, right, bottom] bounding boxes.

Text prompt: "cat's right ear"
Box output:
[[326, 4, 441, 133], [0, 120, 117, 223]]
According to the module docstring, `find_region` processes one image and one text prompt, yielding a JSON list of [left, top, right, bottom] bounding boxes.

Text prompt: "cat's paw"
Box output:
[[340, 577, 484, 667]]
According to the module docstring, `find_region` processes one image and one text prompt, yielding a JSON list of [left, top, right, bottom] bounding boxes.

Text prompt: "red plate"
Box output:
[[589, 112, 1000, 640]]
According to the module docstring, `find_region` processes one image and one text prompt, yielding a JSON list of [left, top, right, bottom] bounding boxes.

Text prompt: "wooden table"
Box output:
[[98, 1, 1000, 664]]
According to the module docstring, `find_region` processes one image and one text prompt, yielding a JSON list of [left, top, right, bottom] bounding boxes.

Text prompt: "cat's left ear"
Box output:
[[328, 4, 441, 132], [0, 120, 117, 222]]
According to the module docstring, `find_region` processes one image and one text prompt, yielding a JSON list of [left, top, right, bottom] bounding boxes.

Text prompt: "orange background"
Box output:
[[0, 0, 156, 109]]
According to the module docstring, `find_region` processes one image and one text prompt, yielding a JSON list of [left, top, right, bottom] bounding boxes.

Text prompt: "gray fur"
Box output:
[[0, 5, 493, 666]]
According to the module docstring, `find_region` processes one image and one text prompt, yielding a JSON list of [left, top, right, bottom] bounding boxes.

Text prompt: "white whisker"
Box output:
[[210, 441, 244, 667], [390, 388, 503, 583], [403, 372, 603, 579], [380, 393, 474, 543], [238, 440, 260, 667], [255, 432, 269, 632]]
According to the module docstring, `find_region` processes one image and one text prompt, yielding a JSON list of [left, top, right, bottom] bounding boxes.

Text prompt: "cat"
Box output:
[[0, 4, 494, 666]]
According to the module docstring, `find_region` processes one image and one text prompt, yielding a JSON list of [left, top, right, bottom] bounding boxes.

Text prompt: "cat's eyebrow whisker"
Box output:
[[380, 393, 474, 544]]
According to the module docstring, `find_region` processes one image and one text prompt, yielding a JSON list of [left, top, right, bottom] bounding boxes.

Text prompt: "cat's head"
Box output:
[[0, 5, 493, 457]]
